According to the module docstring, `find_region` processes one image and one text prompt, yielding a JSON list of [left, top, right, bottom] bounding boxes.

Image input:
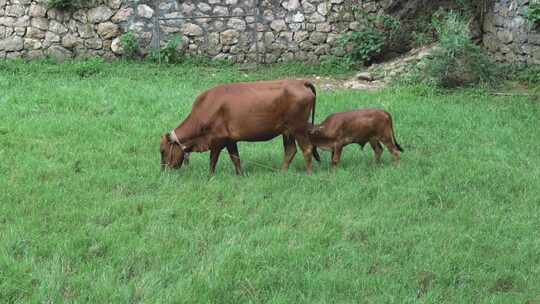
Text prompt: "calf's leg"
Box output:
[[331, 145, 343, 169], [282, 134, 297, 171], [226, 142, 243, 175], [380, 137, 401, 164], [369, 139, 383, 164]]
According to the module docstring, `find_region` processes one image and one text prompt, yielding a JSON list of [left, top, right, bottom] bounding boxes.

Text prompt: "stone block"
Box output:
[[112, 7, 133, 23], [0, 16, 15, 26], [49, 20, 68, 34], [13, 15, 29, 27], [88, 6, 113, 23], [309, 32, 327, 44], [227, 18, 246, 31], [0, 35, 23, 51], [85, 37, 102, 49], [6, 5, 25, 17], [270, 19, 287, 32], [97, 22, 119, 39], [29, 4, 47, 17], [62, 33, 83, 48], [497, 30, 513, 44], [221, 29, 239, 45], [529, 34, 540, 45], [47, 45, 73, 61], [25, 49, 44, 59], [181, 23, 203, 36], [137, 4, 153, 19], [26, 27, 45, 39], [23, 38, 41, 49], [31, 17, 49, 30]]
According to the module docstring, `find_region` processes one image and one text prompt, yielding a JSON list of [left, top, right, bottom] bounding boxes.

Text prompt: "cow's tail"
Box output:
[[304, 81, 319, 162], [304, 81, 316, 125], [388, 113, 404, 152]]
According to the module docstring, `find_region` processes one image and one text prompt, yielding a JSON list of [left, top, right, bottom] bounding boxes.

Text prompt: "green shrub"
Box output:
[[47, 0, 74, 9], [417, 11, 498, 88], [71, 58, 105, 78], [319, 55, 355, 73], [526, 2, 540, 27], [504, 64, 540, 85], [47, 0, 95, 10], [339, 14, 405, 65], [339, 28, 385, 64], [150, 36, 184, 64], [411, 31, 436, 48], [120, 32, 140, 60]]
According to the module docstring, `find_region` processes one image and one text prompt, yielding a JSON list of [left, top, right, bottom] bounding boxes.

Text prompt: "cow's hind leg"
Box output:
[[369, 139, 383, 164], [282, 134, 297, 171], [294, 133, 314, 174], [226, 142, 243, 175]]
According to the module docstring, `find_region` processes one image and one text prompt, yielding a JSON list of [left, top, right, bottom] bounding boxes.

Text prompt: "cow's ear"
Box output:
[[164, 133, 172, 143]]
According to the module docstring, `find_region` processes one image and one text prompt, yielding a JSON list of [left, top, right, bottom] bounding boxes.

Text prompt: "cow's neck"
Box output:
[[174, 115, 201, 141], [173, 116, 209, 152]]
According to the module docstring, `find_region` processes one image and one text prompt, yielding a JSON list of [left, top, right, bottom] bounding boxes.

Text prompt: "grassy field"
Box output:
[[1, 60, 540, 303]]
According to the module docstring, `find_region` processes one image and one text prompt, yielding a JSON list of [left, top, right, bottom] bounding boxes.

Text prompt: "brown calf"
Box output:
[[308, 109, 403, 168], [160, 79, 318, 175]]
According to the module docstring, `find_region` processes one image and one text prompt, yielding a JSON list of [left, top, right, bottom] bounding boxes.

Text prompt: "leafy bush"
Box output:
[[47, 0, 95, 10], [411, 31, 435, 48], [339, 14, 403, 65], [339, 28, 385, 64], [150, 36, 184, 64], [417, 11, 498, 88], [47, 0, 73, 9], [504, 64, 540, 85], [319, 55, 355, 73], [526, 2, 540, 26], [71, 58, 105, 78], [120, 32, 140, 60]]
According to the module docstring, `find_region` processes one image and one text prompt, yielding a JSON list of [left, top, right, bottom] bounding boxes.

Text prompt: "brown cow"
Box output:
[[308, 109, 403, 168], [160, 79, 319, 175]]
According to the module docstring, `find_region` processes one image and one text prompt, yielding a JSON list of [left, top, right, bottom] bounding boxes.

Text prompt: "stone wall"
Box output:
[[158, 0, 391, 63], [0, 0, 390, 62], [483, 0, 540, 64], [2, 0, 540, 64]]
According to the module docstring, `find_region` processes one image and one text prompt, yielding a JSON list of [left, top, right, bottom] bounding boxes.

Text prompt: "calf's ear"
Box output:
[[308, 125, 323, 135]]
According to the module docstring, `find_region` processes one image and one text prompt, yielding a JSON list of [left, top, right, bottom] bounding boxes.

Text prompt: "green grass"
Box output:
[[1, 60, 540, 303]]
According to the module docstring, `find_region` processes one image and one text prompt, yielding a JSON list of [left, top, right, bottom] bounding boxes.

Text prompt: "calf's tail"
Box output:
[[388, 114, 404, 152]]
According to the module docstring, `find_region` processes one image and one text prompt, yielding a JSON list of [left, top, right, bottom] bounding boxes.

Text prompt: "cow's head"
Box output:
[[160, 132, 187, 170]]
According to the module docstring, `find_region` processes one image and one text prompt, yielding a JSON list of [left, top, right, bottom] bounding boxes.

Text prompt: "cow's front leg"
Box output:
[[209, 146, 223, 175], [226, 142, 243, 176]]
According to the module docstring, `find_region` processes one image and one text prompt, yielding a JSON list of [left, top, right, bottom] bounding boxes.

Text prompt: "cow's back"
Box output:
[[191, 80, 315, 141]]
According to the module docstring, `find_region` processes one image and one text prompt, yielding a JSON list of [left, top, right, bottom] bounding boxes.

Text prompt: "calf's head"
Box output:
[[160, 133, 186, 170], [307, 124, 325, 138]]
